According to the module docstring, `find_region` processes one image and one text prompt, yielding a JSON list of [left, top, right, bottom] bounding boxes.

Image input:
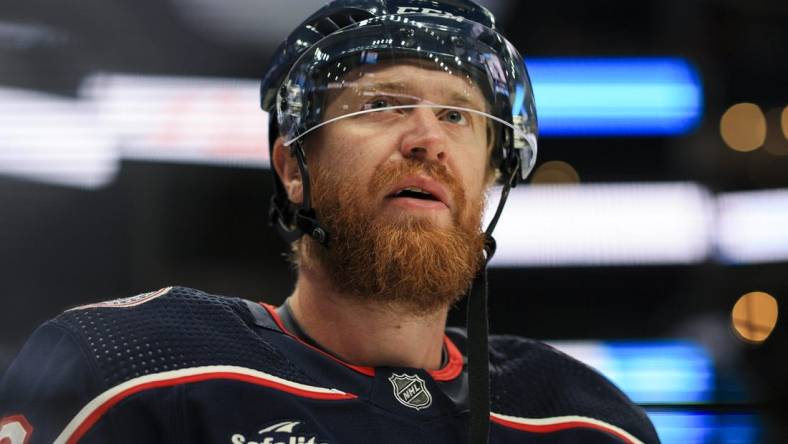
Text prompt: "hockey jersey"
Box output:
[[0, 286, 659, 443]]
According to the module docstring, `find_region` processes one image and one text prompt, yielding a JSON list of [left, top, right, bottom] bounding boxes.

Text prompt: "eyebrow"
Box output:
[[356, 81, 487, 110]]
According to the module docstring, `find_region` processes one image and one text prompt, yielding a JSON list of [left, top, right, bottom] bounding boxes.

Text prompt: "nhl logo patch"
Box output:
[[388, 373, 432, 410]]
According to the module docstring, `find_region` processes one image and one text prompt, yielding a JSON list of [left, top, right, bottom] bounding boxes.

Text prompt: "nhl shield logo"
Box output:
[[388, 373, 432, 410]]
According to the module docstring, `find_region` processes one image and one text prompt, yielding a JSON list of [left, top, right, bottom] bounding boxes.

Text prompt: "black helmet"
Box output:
[[261, 0, 537, 244]]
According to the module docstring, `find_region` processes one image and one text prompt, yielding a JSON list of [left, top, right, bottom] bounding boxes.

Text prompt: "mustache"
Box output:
[[369, 158, 464, 203]]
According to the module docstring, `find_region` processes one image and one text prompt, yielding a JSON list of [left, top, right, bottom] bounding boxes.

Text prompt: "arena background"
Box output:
[[0, 0, 786, 442]]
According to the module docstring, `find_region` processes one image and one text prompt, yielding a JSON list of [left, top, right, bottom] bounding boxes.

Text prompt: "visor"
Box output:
[[275, 14, 538, 180]]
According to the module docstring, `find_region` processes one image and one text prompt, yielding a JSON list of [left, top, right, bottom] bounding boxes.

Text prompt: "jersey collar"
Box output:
[[260, 302, 463, 381]]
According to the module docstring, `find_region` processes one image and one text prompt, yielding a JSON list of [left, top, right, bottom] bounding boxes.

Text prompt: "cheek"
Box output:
[[308, 132, 380, 194], [327, 127, 395, 174], [455, 149, 489, 196]]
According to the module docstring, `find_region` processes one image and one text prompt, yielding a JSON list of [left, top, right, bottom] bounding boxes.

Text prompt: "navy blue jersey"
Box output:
[[0, 287, 659, 443]]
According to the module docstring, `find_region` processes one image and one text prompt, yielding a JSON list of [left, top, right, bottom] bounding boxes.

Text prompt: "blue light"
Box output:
[[648, 412, 760, 444], [527, 57, 704, 136], [552, 340, 715, 404], [512, 84, 526, 117], [552, 340, 763, 442], [603, 341, 714, 404]]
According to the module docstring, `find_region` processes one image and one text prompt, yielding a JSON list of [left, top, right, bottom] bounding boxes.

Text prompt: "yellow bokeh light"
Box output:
[[531, 160, 580, 185], [720, 103, 766, 152], [764, 108, 788, 156], [731, 291, 779, 344], [782, 106, 788, 140]]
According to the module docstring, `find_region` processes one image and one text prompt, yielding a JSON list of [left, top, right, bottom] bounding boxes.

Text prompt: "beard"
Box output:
[[295, 158, 487, 316]]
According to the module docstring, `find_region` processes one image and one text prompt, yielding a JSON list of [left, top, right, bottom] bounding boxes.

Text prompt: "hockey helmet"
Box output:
[[260, 0, 538, 243]]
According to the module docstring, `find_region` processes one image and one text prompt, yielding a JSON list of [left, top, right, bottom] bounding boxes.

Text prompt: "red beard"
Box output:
[[296, 157, 486, 315]]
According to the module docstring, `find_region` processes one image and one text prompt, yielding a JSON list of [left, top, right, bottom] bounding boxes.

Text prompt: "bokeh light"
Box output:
[[720, 103, 766, 152], [781, 106, 788, 140], [530, 160, 580, 184], [763, 108, 788, 156], [731, 291, 779, 344]]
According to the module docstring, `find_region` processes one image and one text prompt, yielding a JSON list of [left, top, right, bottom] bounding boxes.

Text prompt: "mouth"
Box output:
[[385, 177, 451, 210], [391, 186, 440, 201]]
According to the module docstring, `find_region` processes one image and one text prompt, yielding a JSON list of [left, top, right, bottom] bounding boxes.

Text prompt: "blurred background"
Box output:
[[0, 0, 786, 442]]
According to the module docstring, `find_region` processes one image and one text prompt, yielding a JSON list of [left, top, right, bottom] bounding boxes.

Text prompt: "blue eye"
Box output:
[[444, 110, 467, 124], [367, 98, 392, 110]]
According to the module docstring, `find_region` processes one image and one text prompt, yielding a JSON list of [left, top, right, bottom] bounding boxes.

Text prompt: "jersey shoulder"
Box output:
[[1, 287, 319, 442], [51, 286, 317, 390], [487, 333, 660, 443]]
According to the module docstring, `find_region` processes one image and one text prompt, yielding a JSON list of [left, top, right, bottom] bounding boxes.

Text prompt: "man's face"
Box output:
[[293, 62, 493, 313], [313, 62, 493, 228]]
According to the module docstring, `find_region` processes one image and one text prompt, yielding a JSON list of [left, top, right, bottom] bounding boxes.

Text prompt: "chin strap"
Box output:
[[467, 164, 518, 444], [269, 141, 331, 246], [467, 237, 494, 444]]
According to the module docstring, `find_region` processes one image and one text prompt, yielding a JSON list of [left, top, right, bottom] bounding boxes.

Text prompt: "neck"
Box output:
[[287, 264, 448, 370]]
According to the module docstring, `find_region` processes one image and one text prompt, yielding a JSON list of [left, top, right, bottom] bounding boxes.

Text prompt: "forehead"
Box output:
[[331, 59, 489, 108]]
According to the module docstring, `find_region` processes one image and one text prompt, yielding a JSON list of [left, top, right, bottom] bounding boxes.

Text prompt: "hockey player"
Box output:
[[0, 1, 660, 443]]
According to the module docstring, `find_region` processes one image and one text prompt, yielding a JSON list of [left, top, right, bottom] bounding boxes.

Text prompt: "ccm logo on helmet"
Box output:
[[396, 6, 459, 18]]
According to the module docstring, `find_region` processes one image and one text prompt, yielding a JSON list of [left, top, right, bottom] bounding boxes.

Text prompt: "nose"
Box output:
[[399, 107, 448, 163]]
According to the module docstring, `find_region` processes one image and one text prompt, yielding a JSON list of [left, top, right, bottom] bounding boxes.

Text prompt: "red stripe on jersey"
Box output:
[[65, 370, 356, 444], [490, 414, 640, 444]]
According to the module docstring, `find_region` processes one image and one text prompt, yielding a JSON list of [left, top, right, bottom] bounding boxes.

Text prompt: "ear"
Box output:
[[272, 137, 303, 204]]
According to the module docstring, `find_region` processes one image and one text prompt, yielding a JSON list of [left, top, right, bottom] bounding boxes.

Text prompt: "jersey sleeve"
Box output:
[[0, 320, 111, 444], [487, 335, 661, 444]]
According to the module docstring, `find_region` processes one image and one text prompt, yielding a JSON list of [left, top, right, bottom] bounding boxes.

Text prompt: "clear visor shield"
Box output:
[[276, 14, 538, 180]]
